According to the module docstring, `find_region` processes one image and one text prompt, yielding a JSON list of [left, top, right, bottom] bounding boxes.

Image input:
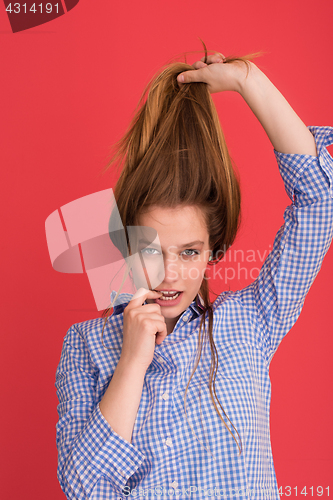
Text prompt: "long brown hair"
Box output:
[[103, 44, 259, 455]]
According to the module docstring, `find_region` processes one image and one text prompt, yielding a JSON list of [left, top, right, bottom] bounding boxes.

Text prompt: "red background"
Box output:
[[0, 0, 332, 497]]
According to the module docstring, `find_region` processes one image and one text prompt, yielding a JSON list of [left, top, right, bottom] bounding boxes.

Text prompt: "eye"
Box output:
[[140, 247, 160, 255], [182, 249, 200, 257]]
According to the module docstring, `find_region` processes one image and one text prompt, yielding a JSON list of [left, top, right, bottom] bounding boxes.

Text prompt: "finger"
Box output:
[[155, 323, 168, 345], [128, 287, 162, 308], [200, 53, 225, 64], [135, 311, 167, 342], [136, 306, 163, 317], [132, 312, 166, 330], [192, 60, 207, 70], [177, 67, 207, 85]]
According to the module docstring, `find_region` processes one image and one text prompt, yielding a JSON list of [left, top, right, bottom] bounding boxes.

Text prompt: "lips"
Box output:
[[153, 291, 183, 306]]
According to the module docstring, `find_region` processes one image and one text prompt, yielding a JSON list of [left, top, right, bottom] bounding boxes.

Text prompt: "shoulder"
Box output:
[[65, 313, 124, 351], [60, 314, 124, 375], [65, 317, 106, 343]]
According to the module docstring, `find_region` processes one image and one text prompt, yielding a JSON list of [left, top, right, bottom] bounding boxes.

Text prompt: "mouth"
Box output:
[[153, 290, 183, 303]]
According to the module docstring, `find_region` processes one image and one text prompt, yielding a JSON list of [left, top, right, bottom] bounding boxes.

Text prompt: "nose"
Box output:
[[162, 256, 179, 283]]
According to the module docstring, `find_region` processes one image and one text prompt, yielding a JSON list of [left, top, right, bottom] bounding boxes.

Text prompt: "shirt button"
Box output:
[[157, 356, 165, 363], [165, 437, 172, 447], [117, 467, 125, 476], [171, 481, 179, 489], [182, 314, 190, 322], [161, 392, 169, 400]]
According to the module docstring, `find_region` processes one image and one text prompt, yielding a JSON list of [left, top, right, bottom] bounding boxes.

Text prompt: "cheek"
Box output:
[[182, 260, 208, 285], [131, 255, 165, 289], [130, 257, 147, 285], [130, 267, 145, 289]]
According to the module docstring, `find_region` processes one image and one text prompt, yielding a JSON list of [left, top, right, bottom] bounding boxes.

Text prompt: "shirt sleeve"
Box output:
[[239, 126, 333, 365], [55, 324, 146, 499]]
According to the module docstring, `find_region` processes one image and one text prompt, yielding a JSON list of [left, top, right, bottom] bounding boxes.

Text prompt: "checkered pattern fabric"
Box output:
[[56, 126, 333, 499]]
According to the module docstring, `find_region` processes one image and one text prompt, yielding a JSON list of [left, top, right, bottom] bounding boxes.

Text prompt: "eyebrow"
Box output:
[[138, 239, 204, 248], [177, 240, 205, 248]]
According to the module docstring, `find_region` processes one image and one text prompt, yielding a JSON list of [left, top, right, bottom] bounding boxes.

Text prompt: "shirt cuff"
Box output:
[[274, 126, 333, 200], [72, 403, 146, 495]]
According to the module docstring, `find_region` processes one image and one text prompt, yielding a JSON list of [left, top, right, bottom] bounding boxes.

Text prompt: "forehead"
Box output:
[[137, 205, 208, 241]]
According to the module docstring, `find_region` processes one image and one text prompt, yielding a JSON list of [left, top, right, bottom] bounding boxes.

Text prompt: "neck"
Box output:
[[165, 316, 179, 336]]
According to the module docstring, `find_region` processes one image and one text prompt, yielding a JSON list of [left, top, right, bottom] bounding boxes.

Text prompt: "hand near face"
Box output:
[[121, 288, 168, 371]]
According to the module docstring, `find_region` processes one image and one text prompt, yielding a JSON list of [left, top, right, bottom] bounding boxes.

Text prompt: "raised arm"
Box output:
[[177, 53, 317, 155], [178, 54, 333, 361]]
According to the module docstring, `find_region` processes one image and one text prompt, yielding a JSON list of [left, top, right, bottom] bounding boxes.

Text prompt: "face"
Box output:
[[131, 205, 211, 334]]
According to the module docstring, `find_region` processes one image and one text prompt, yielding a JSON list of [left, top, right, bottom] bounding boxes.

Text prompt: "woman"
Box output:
[[55, 48, 333, 499]]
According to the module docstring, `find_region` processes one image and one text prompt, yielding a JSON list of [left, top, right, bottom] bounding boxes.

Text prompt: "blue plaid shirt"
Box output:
[[56, 126, 333, 500]]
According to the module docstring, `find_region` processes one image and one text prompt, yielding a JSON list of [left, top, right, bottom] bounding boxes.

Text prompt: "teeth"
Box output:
[[159, 292, 180, 301]]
